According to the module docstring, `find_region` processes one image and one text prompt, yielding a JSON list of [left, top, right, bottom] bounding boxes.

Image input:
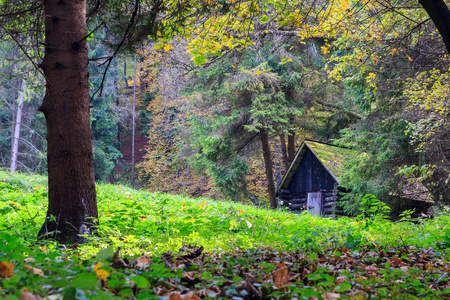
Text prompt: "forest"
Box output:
[[1, 0, 450, 299]]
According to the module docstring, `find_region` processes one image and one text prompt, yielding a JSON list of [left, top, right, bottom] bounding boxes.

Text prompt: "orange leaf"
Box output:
[[407, 55, 413, 61], [0, 261, 14, 278], [140, 216, 148, 219], [238, 209, 244, 214], [272, 262, 289, 288], [392, 48, 398, 54]]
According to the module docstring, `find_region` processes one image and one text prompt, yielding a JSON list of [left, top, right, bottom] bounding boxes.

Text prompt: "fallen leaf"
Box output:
[[19, 288, 43, 300], [169, 292, 199, 300], [24, 264, 44, 277], [111, 248, 128, 269], [272, 262, 289, 288], [335, 276, 350, 284], [136, 255, 151, 268], [181, 246, 204, 260], [323, 292, 341, 299], [0, 261, 14, 278], [348, 290, 367, 300]]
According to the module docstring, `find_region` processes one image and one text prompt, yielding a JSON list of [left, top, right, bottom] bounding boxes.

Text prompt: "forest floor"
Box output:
[[2, 170, 450, 299]]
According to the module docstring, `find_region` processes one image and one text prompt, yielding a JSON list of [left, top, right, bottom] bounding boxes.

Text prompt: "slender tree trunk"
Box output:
[[279, 134, 289, 172], [37, 0, 97, 244], [287, 133, 296, 164], [11, 78, 25, 173], [123, 60, 129, 88], [260, 130, 277, 209], [131, 53, 136, 186]]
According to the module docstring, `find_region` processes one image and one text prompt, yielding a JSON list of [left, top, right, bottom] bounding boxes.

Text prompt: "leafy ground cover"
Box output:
[[2, 170, 450, 299]]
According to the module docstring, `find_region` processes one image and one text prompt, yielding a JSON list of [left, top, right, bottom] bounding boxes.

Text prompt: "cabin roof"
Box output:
[[278, 140, 433, 203], [278, 140, 358, 190]]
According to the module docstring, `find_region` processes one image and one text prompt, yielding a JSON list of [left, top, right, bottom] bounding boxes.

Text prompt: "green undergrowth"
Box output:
[[2, 170, 450, 299]]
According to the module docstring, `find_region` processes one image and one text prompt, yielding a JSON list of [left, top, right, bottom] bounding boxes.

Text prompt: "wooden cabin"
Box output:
[[277, 140, 433, 217], [277, 140, 354, 217]]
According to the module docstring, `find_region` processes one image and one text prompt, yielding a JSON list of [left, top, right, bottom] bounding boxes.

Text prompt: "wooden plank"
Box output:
[[289, 204, 306, 210], [289, 199, 307, 204], [307, 192, 322, 216]]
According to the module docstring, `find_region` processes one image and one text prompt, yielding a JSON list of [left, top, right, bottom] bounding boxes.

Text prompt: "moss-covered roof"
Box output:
[[278, 140, 358, 190], [306, 140, 357, 179]]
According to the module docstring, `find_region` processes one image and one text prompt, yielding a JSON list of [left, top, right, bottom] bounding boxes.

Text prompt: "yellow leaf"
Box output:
[[94, 261, 110, 280], [96, 269, 110, 280], [366, 72, 376, 83], [321, 46, 330, 55], [407, 55, 413, 61], [254, 70, 261, 76], [164, 44, 174, 52], [94, 261, 102, 272]]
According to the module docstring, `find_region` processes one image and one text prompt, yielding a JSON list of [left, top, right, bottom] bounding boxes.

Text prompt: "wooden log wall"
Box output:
[[279, 188, 345, 217]]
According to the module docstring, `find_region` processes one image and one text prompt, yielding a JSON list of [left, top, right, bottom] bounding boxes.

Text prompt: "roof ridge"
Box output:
[[304, 139, 353, 150]]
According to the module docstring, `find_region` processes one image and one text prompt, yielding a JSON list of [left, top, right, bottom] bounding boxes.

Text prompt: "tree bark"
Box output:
[[131, 53, 136, 186], [260, 130, 277, 209], [37, 0, 97, 244], [279, 134, 289, 172], [287, 133, 296, 164], [418, 0, 450, 53], [10, 78, 25, 173]]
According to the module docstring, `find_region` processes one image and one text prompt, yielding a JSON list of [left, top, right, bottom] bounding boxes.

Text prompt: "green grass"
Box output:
[[2, 170, 450, 299]]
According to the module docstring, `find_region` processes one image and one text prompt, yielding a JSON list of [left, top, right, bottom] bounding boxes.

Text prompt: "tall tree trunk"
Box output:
[[260, 130, 277, 209], [131, 53, 136, 186], [10, 78, 25, 173], [418, 0, 450, 54], [37, 0, 97, 244], [279, 134, 289, 172], [123, 60, 129, 88], [287, 133, 296, 164]]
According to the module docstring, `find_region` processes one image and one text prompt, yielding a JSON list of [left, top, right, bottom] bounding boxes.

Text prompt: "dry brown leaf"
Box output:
[[24, 264, 44, 276], [32, 267, 44, 276], [335, 277, 349, 284], [168, 292, 199, 300], [0, 261, 14, 278], [323, 292, 341, 299], [19, 288, 43, 300], [111, 248, 128, 269], [272, 262, 289, 288], [136, 255, 151, 268], [168, 293, 182, 300]]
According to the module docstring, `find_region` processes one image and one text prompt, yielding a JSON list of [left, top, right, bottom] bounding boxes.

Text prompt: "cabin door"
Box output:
[[307, 192, 322, 216]]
